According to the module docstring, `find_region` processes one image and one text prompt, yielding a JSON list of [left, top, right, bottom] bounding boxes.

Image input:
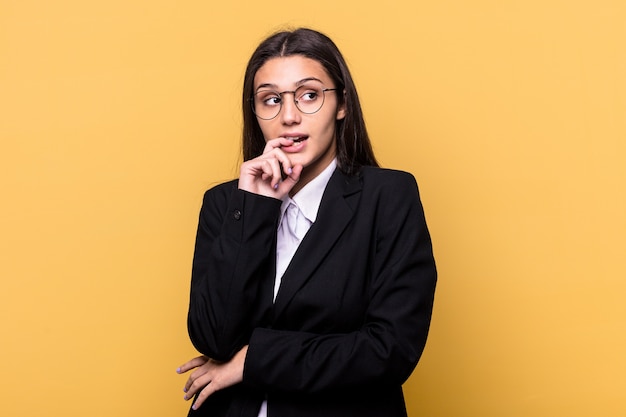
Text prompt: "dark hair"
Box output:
[[242, 28, 379, 175]]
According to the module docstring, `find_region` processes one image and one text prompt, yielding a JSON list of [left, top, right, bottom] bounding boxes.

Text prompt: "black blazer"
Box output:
[[187, 166, 437, 417]]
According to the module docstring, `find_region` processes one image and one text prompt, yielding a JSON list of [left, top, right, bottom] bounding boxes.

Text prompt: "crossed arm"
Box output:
[[176, 346, 248, 410]]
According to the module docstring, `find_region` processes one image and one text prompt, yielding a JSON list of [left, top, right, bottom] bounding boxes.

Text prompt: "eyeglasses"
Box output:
[[251, 84, 338, 120]]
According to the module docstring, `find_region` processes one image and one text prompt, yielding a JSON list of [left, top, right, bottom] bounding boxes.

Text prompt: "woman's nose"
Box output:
[[279, 94, 301, 125]]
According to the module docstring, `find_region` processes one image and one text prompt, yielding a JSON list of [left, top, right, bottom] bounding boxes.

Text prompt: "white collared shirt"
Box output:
[[274, 158, 337, 300]]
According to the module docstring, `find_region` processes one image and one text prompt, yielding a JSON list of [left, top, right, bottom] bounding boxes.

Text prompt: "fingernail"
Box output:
[[176, 367, 181, 374], [287, 167, 293, 174], [273, 183, 279, 190], [183, 387, 188, 393], [184, 395, 188, 400], [192, 404, 198, 410]]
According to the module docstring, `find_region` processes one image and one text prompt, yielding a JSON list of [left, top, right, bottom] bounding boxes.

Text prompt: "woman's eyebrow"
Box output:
[[295, 77, 323, 86], [255, 83, 277, 91]]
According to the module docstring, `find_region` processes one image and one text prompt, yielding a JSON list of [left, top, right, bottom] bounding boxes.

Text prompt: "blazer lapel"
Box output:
[[273, 169, 362, 319]]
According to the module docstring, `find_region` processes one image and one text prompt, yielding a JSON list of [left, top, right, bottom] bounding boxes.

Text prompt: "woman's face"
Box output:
[[253, 55, 345, 184]]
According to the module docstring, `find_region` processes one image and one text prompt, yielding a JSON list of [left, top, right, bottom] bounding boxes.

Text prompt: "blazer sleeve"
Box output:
[[187, 183, 281, 361], [243, 172, 437, 392]]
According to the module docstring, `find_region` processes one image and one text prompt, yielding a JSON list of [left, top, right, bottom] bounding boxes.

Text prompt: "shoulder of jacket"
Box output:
[[359, 166, 417, 185], [201, 179, 238, 204]]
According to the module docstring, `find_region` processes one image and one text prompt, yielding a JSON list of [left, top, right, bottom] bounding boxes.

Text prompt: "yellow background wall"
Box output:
[[1, 1, 625, 416]]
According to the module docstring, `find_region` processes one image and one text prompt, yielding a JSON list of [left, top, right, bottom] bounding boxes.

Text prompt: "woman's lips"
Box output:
[[282, 135, 308, 143], [280, 136, 308, 152]]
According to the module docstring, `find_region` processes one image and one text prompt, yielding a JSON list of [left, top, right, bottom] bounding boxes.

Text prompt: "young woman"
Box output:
[[177, 28, 437, 417]]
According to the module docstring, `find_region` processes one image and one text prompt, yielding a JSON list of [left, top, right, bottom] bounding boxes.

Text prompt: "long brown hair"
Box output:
[[242, 28, 378, 175]]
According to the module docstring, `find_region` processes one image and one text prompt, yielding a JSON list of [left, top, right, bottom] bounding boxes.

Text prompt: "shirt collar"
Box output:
[[280, 159, 337, 224]]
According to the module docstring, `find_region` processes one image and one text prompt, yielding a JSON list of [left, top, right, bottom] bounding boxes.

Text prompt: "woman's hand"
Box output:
[[238, 138, 303, 199], [176, 346, 249, 410]]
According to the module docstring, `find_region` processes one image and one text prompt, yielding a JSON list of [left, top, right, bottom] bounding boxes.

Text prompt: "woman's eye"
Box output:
[[262, 95, 281, 106], [299, 91, 319, 102]]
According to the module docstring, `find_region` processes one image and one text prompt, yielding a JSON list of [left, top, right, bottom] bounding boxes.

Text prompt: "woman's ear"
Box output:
[[336, 90, 347, 120]]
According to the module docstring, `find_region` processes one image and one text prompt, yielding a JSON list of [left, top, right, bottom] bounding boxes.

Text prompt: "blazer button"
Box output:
[[232, 209, 242, 220]]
